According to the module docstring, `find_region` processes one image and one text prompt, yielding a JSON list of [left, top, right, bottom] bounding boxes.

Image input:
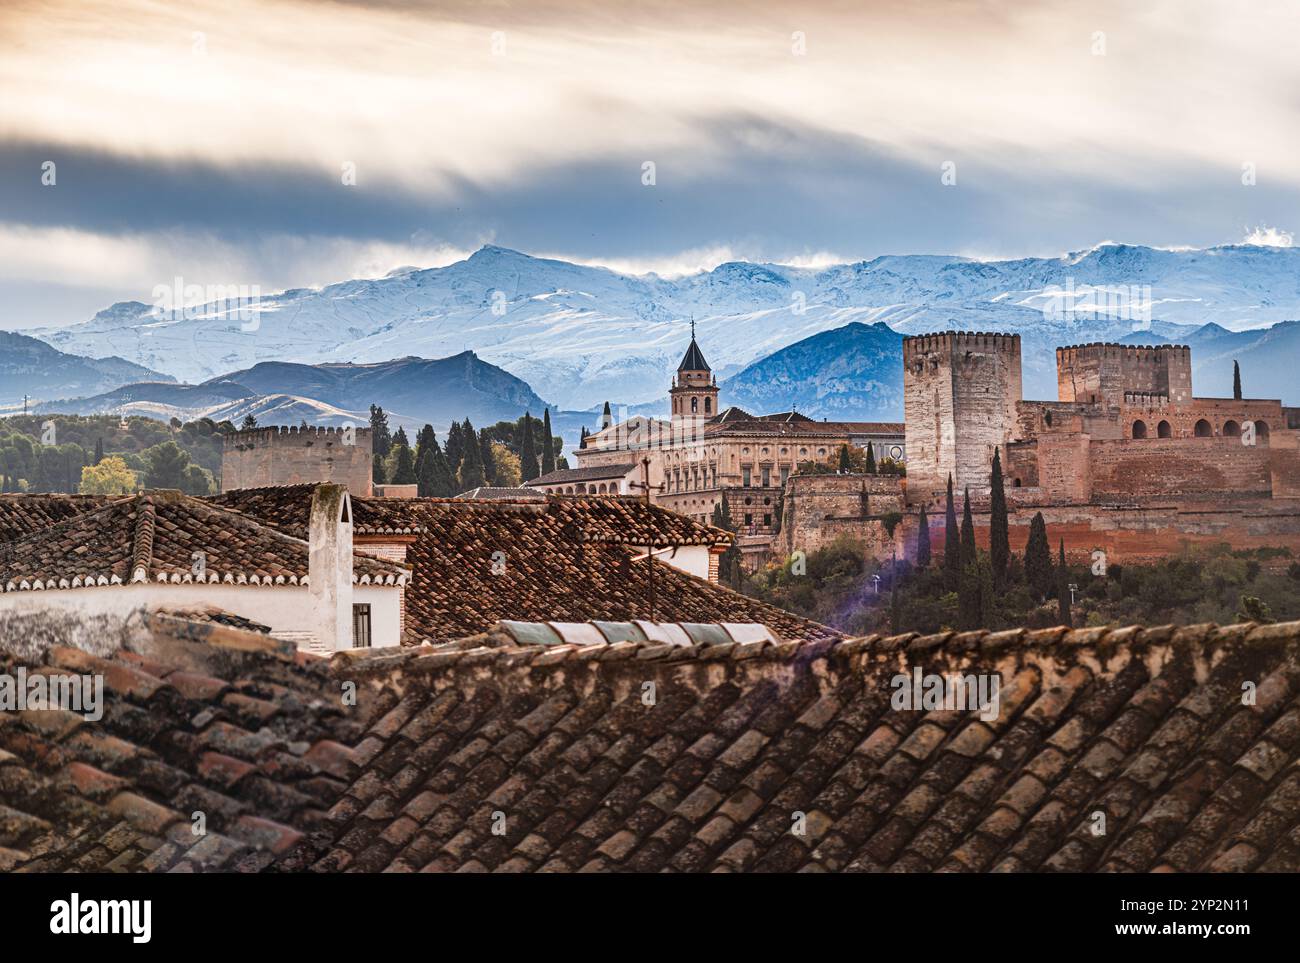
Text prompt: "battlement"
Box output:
[[223, 425, 370, 449], [903, 331, 1021, 359], [1057, 341, 1193, 406]]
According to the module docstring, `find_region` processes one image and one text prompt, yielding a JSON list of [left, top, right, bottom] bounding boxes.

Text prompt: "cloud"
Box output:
[[0, 222, 474, 294], [4, 0, 1300, 191], [1240, 225, 1294, 247]]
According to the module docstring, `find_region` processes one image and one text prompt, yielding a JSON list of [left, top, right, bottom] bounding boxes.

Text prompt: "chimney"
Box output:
[[309, 483, 354, 650]]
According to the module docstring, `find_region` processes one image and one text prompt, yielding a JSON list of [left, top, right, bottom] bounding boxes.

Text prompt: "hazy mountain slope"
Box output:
[[0, 330, 172, 406], [33, 351, 556, 433], [719, 322, 905, 420], [32, 243, 1300, 409]]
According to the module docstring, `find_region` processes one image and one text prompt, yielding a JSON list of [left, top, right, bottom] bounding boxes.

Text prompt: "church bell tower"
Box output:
[[670, 319, 719, 429]]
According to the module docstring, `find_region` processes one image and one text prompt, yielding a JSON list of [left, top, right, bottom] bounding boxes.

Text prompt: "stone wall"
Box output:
[[221, 426, 373, 495], [904, 332, 1021, 500], [777, 474, 907, 558]]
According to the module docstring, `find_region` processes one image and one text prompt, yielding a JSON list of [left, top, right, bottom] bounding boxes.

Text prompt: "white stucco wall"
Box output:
[[0, 582, 403, 648]]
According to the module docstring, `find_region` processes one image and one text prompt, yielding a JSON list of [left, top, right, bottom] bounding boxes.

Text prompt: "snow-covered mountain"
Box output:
[[33, 242, 1300, 410], [0, 330, 172, 407]]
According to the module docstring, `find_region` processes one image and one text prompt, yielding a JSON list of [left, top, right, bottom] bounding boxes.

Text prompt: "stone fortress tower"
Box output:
[[903, 332, 1022, 497], [221, 425, 374, 495]]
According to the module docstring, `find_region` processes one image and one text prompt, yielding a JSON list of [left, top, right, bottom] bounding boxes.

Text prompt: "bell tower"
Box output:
[[670, 319, 719, 427]]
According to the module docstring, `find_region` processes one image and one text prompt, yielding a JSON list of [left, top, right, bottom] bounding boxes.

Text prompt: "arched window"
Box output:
[[1013, 478, 1022, 488], [704, 397, 711, 414], [1223, 420, 1241, 437], [1256, 420, 1271, 444], [1157, 420, 1172, 438], [1194, 419, 1212, 437], [691, 397, 698, 413], [1132, 420, 1148, 439]]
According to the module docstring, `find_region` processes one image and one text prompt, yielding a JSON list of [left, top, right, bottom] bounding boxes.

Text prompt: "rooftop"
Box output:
[[0, 491, 408, 593], [4, 613, 1298, 873]]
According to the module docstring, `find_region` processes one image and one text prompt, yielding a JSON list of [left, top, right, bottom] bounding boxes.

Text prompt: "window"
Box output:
[[780, 466, 790, 485], [691, 397, 699, 413], [744, 513, 753, 526], [1132, 420, 1148, 439], [1157, 420, 1172, 438], [761, 467, 770, 486], [1222, 420, 1241, 437], [704, 397, 711, 413], [1194, 419, 1212, 437], [742, 466, 751, 487], [352, 604, 372, 648], [763, 514, 771, 527]]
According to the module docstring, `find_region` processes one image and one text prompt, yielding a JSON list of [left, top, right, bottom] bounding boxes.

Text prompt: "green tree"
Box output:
[[943, 475, 960, 591], [490, 442, 522, 487], [865, 443, 877, 474], [520, 412, 539, 481], [457, 420, 487, 490], [1237, 594, 1273, 624], [445, 421, 465, 475], [240, 413, 258, 430], [142, 441, 191, 489], [94, 437, 104, 465], [1056, 539, 1073, 627], [838, 444, 852, 473], [479, 425, 497, 484], [369, 405, 392, 460], [1024, 512, 1054, 600], [916, 504, 931, 568], [1233, 360, 1242, 400], [542, 409, 557, 475], [989, 447, 1010, 588], [79, 455, 136, 494], [710, 500, 743, 589]]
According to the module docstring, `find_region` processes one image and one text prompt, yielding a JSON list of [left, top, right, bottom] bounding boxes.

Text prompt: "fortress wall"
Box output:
[[221, 426, 373, 495], [1087, 437, 1273, 499]]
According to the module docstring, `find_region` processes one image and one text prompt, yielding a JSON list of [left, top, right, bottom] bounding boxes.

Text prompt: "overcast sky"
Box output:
[[2, 0, 1298, 329]]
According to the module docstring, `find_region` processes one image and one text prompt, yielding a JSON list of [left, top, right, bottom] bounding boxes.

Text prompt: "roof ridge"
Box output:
[[130, 494, 157, 582], [333, 619, 1300, 677]]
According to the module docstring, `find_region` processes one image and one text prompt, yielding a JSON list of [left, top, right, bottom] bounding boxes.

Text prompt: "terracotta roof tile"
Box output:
[[8, 612, 1300, 873], [0, 491, 407, 593]]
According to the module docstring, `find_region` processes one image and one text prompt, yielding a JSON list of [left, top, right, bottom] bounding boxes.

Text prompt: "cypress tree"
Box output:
[[541, 409, 556, 475], [478, 423, 497, 484], [1233, 360, 1242, 400], [94, 438, 104, 465], [390, 442, 416, 485], [916, 504, 931, 568], [1024, 512, 1054, 600], [960, 487, 976, 568], [445, 421, 464, 475], [429, 444, 455, 496], [520, 412, 539, 481], [838, 444, 851, 473], [989, 447, 1010, 588], [865, 443, 877, 474], [943, 475, 960, 591], [457, 421, 487, 490], [1056, 539, 1073, 627], [369, 405, 392, 459]]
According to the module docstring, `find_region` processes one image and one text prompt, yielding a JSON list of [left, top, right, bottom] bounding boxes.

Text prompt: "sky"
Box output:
[[1, 0, 1298, 330]]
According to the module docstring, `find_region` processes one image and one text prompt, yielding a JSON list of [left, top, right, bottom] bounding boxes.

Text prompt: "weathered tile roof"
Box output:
[[5, 616, 1300, 873], [300, 619, 1300, 873], [0, 613, 362, 872], [0, 494, 112, 542], [208, 487, 806, 643], [0, 491, 407, 592], [531, 463, 637, 485]]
